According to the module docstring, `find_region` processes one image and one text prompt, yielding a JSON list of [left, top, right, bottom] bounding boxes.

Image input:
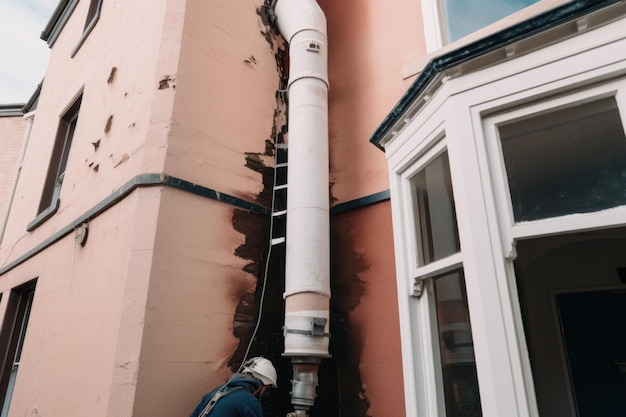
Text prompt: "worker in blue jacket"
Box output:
[[188, 357, 278, 417]]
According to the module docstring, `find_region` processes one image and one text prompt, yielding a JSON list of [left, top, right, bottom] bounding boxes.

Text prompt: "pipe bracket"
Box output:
[[284, 317, 329, 337]]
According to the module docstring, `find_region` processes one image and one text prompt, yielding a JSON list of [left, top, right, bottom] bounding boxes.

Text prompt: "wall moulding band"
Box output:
[[0, 173, 269, 276]]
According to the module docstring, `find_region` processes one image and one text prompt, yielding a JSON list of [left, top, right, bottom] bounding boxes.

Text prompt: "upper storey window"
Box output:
[[410, 151, 460, 266], [421, 0, 540, 50], [441, 0, 540, 43], [498, 96, 626, 222], [27, 94, 82, 231]]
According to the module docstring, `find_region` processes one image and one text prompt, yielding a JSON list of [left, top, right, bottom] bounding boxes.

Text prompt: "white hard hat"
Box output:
[[242, 357, 278, 388]]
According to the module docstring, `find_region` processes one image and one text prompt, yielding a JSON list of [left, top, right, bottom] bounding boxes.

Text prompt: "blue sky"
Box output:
[[0, 0, 58, 104]]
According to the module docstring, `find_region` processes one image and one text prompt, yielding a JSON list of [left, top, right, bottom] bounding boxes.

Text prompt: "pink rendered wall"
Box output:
[[169, 0, 282, 205], [331, 202, 404, 417], [319, 0, 426, 204], [160, 0, 284, 413], [1, 0, 173, 250], [316, 1, 425, 416], [1, 1, 186, 416]]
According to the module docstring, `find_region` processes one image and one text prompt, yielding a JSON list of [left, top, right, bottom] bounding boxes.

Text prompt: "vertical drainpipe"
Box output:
[[272, 1, 330, 416]]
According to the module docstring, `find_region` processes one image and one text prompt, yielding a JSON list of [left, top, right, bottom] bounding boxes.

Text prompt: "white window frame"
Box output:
[[390, 116, 472, 416], [387, 15, 626, 417], [420, 0, 445, 53], [482, 79, 626, 257]]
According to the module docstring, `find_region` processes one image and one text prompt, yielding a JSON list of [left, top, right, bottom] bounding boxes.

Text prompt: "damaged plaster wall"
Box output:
[[1, 0, 175, 248], [0, 0, 185, 415], [158, 0, 290, 415]]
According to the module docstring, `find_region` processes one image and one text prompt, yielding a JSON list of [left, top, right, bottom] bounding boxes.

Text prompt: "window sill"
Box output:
[[70, 15, 99, 58], [27, 199, 60, 232]]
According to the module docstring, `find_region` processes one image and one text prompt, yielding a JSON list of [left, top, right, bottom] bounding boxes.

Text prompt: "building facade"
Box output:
[[0, 0, 625, 417]]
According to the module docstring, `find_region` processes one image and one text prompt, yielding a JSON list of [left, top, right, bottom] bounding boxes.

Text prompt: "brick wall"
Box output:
[[0, 115, 27, 233]]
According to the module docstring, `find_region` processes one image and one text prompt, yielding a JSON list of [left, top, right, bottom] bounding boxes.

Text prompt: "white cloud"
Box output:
[[0, 0, 58, 104]]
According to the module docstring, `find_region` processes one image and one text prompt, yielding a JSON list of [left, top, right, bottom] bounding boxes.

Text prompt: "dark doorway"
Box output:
[[514, 228, 626, 417], [556, 290, 626, 417]]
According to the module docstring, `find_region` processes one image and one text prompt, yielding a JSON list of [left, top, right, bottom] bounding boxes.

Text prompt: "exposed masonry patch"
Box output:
[[244, 55, 258, 65], [104, 115, 113, 134], [158, 75, 176, 90], [227, 3, 292, 417], [107, 66, 117, 84]]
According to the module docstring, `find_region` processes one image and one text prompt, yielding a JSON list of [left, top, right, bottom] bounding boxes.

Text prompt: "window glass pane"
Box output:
[[434, 270, 482, 417], [442, 0, 540, 42], [499, 96, 626, 222], [411, 152, 460, 266]]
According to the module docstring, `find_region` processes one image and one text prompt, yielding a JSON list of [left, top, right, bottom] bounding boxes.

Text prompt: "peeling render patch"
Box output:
[[158, 75, 176, 90], [104, 115, 113, 134], [228, 0, 288, 364], [225, 3, 292, 417], [314, 215, 371, 417]]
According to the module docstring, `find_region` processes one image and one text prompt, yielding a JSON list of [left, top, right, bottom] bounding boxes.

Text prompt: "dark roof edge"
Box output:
[[22, 82, 42, 114], [41, 0, 78, 47], [0, 104, 25, 118], [369, 0, 623, 150], [41, 0, 70, 41]]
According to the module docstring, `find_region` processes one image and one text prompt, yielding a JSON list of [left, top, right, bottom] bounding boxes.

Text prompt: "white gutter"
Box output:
[[273, 1, 329, 415]]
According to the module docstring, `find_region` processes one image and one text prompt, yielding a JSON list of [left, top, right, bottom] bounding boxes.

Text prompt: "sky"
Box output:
[[0, 0, 59, 104]]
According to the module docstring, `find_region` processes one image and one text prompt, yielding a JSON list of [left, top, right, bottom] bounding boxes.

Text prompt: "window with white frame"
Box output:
[[421, 0, 540, 49], [481, 81, 626, 417], [498, 95, 626, 222], [406, 146, 482, 417]]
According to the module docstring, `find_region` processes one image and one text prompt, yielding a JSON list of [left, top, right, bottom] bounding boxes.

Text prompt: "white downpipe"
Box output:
[[274, 1, 329, 415], [275, 0, 330, 357]]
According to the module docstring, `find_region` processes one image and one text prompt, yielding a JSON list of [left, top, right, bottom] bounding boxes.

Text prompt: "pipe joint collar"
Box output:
[[291, 367, 319, 407], [284, 311, 330, 357]]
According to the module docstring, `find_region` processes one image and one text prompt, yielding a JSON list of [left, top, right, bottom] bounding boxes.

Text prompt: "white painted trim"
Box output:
[[481, 79, 626, 250], [385, 13, 626, 417], [388, 170, 422, 417], [412, 252, 463, 281], [420, 0, 444, 53]]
